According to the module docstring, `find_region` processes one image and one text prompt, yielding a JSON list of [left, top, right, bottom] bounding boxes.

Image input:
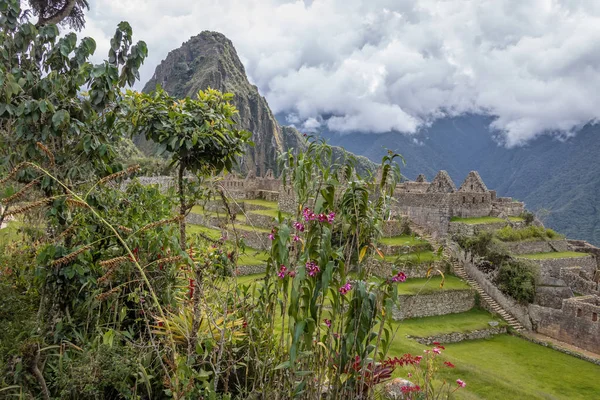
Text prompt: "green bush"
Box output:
[[495, 226, 563, 242], [496, 260, 538, 304], [521, 211, 535, 225]]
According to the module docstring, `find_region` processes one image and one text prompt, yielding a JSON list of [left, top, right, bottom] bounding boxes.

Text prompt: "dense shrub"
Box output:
[[495, 225, 563, 242], [522, 211, 535, 225], [496, 260, 538, 304]]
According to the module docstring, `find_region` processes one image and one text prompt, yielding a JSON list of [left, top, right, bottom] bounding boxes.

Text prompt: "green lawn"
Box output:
[[234, 223, 270, 234], [507, 216, 525, 222], [384, 250, 440, 263], [186, 224, 222, 240], [379, 235, 429, 247], [397, 276, 470, 295], [238, 250, 270, 266], [249, 208, 290, 219], [394, 309, 505, 338], [518, 251, 590, 260], [242, 198, 279, 208], [450, 216, 506, 224]]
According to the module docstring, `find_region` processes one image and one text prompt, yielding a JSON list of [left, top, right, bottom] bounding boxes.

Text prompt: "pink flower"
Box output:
[[306, 261, 320, 277], [293, 222, 305, 232], [415, 356, 423, 363], [293, 235, 300, 242], [277, 265, 287, 279], [407, 372, 412, 378], [303, 208, 316, 222], [339, 282, 352, 295], [444, 361, 455, 368], [432, 347, 441, 355], [268, 233, 275, 240], [327, 212, 335, 223], [392, 271, 407, 283], [317, 213, 328, 223], [324, 318, 332, 328], [288, 270, 296, 278], [456, 379, 466, 388]]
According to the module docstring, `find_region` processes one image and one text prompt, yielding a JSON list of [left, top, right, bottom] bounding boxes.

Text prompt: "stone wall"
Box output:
[[529, 295, 600, 355], [392, 289, 475, 320], [382, 219, 409, 237], [277, 185, 296, 214], [502, 240, 570, 255], [492, 200, 525, 217], [408, 326, 507, 345], [523, 255, 596, 286], [561, 267, 600, 296], [369, 260, 442, 279], [458, 250, 533, 330], [568, 240, 600, 269]]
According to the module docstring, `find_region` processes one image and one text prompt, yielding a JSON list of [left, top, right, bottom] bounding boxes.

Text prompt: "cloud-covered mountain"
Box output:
[[83, 0, 600, 146]]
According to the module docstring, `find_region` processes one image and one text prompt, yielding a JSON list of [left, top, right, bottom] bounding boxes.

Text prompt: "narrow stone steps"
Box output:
[[452, 262, 525, 332]]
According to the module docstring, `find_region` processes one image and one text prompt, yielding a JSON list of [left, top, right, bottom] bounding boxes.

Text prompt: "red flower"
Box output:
[[444, 361, 455, 368]]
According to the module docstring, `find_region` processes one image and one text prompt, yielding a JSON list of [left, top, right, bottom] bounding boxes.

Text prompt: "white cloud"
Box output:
[[80, 0, 600, 146]]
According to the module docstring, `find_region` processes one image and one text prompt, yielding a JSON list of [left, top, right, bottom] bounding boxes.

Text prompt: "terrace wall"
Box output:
[[392, 289, 475, 320]]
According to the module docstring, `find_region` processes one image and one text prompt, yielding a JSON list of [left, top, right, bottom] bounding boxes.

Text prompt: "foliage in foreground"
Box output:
[[0, 1, 467, 398]]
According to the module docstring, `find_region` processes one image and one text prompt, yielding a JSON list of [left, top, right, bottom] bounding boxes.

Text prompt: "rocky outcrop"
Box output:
[[141, 31, 303, 175]]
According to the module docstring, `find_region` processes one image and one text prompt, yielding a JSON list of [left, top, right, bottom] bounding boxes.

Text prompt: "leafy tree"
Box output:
[[0, 0, 147, 226], [122, 86, 251, 248]]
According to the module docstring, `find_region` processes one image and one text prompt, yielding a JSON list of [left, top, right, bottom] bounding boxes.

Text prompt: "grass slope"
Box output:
[[379, 235, 430, 246]]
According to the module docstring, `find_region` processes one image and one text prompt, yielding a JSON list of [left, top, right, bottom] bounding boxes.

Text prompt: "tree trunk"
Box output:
[[178, 163, 187, 250], [36, 0, 77, 27]]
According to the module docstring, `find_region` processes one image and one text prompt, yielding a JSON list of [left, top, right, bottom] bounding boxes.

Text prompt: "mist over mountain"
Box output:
[[299, 115, 600, 245]]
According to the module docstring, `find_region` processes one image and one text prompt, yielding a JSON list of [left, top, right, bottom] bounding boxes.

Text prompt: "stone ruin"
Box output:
[[391, 170, 524, 237]]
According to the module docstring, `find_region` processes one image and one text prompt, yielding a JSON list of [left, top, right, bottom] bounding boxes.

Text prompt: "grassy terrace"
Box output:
[[508, 216, 525, 222], [187, 224, 222, 240], [518, 251, 590, 260], [379, 235, 430, 247], [241, 199, 279, 208], [238, 250, 270, 266], [384, 250, 440, 263], [396, 275, 470, 295], [231, 273, 600, 399], [450, 216, 506, 224], [248, 208, 291, 218]]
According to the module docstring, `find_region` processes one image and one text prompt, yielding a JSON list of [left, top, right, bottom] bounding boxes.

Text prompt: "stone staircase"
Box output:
[[452, 260, 525, 332], [404, 220, 526, 332]]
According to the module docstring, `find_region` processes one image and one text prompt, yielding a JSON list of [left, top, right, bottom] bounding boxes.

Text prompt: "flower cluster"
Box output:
[[302, 208, 335, 224], [392, 271, 407, 283], [293, 221, 305, 232], [306, 261, 320, 276], [278, 264, 296, 279], [268, 228, 276, 240], [456, 379, 466, 388], [303, 208, 316, 221], [323, 318, 332, 328], [383, 354, 423, 368], [277, 265, 287, 279], [339, 281, 352, 295]]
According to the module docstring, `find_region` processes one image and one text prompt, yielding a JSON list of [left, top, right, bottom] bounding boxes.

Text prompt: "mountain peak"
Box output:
[[142, 31, 286, 175]]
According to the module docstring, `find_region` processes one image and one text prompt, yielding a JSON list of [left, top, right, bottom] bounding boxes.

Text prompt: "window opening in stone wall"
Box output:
[[593, 312, 598, 322], [577, 308, 583, 317], [463, 196, 466, 203], [472, 197, 476, 204], [482, 196, 485, 202], [471, 184, 473, 190]]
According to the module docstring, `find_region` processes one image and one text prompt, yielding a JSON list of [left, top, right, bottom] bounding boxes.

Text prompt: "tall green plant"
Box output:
[[122, 87, 251, 249]]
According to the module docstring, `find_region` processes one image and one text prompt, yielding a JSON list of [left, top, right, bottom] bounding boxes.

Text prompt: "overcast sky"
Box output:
[[80, 0, 600, 146]]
